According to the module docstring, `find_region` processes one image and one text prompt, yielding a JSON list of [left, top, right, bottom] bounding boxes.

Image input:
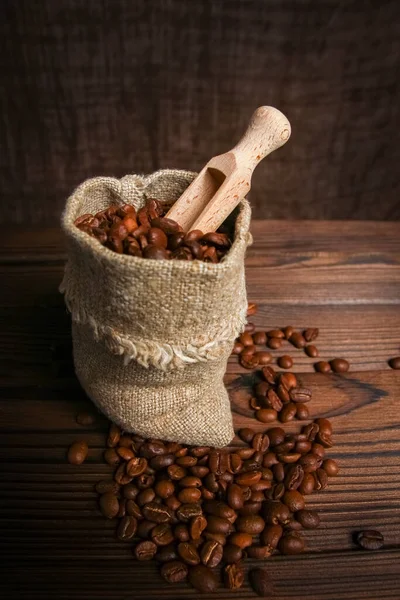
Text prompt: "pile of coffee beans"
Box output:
[[80, 413, 338, 594], [74, 198, 231, 263], [233, 303, 350, 374]]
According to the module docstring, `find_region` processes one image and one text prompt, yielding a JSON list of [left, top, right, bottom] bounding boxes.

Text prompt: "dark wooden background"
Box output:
[[1, 0, 400, 225]]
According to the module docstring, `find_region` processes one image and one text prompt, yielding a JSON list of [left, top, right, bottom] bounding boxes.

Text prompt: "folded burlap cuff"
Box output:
[[60, 169, 251, 447]]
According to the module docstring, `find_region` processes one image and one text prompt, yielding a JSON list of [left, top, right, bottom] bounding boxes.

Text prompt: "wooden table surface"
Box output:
[[1, 221, 400, 599]]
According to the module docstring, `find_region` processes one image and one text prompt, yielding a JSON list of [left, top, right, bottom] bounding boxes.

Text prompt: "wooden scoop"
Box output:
[[166, 106, 291, 233]]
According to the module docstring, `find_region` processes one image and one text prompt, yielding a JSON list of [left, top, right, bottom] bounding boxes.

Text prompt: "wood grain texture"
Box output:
[[1, 0, 400, 225], [0, 221, 399, 599]]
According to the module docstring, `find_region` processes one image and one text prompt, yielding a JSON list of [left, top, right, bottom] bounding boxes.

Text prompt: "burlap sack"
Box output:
[[60, 169, 252, 447]]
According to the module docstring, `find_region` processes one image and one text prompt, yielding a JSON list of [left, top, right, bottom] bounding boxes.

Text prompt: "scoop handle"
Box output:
[[232, 106, 291, 170]]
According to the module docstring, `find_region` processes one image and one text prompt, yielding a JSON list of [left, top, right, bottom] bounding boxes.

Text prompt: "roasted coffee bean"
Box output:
[[225, 483, 244, 510], [323, 458, 339, 476], [303, 328, 319, 342], [238, 428, 255, 444], [317, 431, 334, 448], [155, 543, 178, 563], [239, 332, 254, 347], [279, 372, 297, 390], [190, 446, 209, 458], [262, 365, 277, 384], [239, 501, 262, 516], [278, 532, 305, 555], [262, 452, 279, 468], [299, 453, 320, 473], [289, 332, 306, 348], [126, 457, 148, 478], [245, 322, 255, 333], [296, 403, 310, 420], [133, 540, 157, 561], [235, 471, 262, 487], [142, 502, 172, 523], [356, 530, 384, 550], [277, 452, 301, 464], [179, 475, 202, 488], [178, 488, 201, 504], [151, 523, 174, 546], [250, 396, 261, 410], [116, 447, 135, 461], [282, 490, 305, 512], [137, 519, 157, 538], [175, 523, 190, 542], [99, 492, 119, 519], [279, 402, 297, 423], [140, 441, 166, 458], [228, 532, 253, 549], [117, 516, 137, 541], [255, 381, 269, 397], [147, 227, 168, 248], [137, 488, 156, 506], [154, 480, 175, 499], [253, 331, 267, 345], [206, 515, 231, 534], [232, 341, 244, 355], [252, 433, 270, 452], [189, 515, 207, 539], [203, 532, 226, 546], [302, 422, 319, 441], [278, 355, 293, 369], [240, 349, 259, 369], [297, 473, 315, 495], [284, 464, 305, 490], [283, 325, 294, 339], [273, 462, 285, 483], [311, 443, 326, 460], [247, 545, 272, 559], [95, 479, 120, 495], [330, 358, 350, 373], [268, 337, 282, 349], [143, 245, 169, 260], [295, 440, 312, 454], [266, 482, 285, 501], [200, 540, 223, 567], [76, 412, 96, 426], [161, 560, 188, 583], [202, 231, 231, 248], [290, 387, 312, 403], [256, 408, 278, 423], [266, 329, 284, 339], [177, 542, 200, 565], [224, 562, 245, 589], [305, 344, 318, 357], [296, 509, 320, 529], [177, 503, 203, 522], [276, 383, 290, 403], [203, 501, 236, 522], [235, 515, 265, 534], [223, 543, 243, 564], [68, 441, 88, 465], [255, 351, 273, 365], [260, 523, 283, 550], [314, 361, 331, 373], [249, 568, 272, 597], [188, 564, 219, 593], [151, 216, 182, 235], [315, 418, 333, 435], [167, 464, 186, 480], [247, 302, 257, 316], [389, 357, 400, 370], [267, 427, 285, 447], [313, 468, 329, 490], [126, 499, 143, 519], [263, 501, 290, 525], [137, 473, 155, 489], [227, 453, 242, 474]]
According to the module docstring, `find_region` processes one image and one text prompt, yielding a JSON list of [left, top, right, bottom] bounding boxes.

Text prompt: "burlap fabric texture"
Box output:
[[60, 169, 252, 447]]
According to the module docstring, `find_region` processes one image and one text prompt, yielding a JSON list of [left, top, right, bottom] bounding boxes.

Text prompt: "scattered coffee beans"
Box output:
[[74, 198, 231, 263], [356, 530, 384, 550]]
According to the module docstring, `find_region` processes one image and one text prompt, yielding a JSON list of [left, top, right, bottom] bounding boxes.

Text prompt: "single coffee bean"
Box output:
[[299, 453, 320, 473], [253, 331, 267, 345], [206, 515, 231, 534], [227, 453, 242, 474], [203, 531, 227, 546], [279, 372, 297, 390], [268, 337, 282, 349], [114, 463, 132, 486], [143, 244, 169, 260], [265, 482, 285, 501], [142, 502, 172, 523], [203, 501, 236, 522], [314, 361, 331, 373], [133, 540, 157, 561], [267, 329, 285, 339], [178, 488, 202, 504], [167, 464, 186, 480], [249, 568, 272, 597], [147, 227, 168, 248], [67, 441, 88, 465], [177, 542, 200, 565], [239, 501, 262, 516], [290, 387, 312, 403], [302, 422, 319, 441], [155, 543, 179, 563], [279, 402, 297, 423], [260, 523, 283, 550], [136, 488, 155, 506], [295, 509, 320, 529], [322, 458, 339, 476], [314, 418, 333, 435], [188, 564, 219, 593], [116, 447, 135, 461], [297, 472, 315, 495], [238, 428, 255, 444], [278, 355, 293, 369], [255, 351, 273, 365], [283, 325, 294, 339], [232, 341, 244, 355], [313, 468, 329, 490], [95, 479, 120, 495], [284, 464, 305, 490], [177, 503, 203, 522], [161, 560, 188, 583], [296, 403, 310, 420], [154, 480, 175, 499], [356, 530, 384, 550], [126, 499, 142, 519], [137, 519, 157, 538], [223, 543, 243, 563], [76, 412, 96, 426], [252, 433, 270, 452], [126, 457, 148, 477], [330, 358, 350, 373], [239, 332, 254, 347], [278, 532, 305, 555], [282, 490, 305, 512], [277, 452, 301, 464], [246, 545, 272, 559], [117, 516, 138, 541], [263, 501, 291, 525], [267, 427, 285, 447], [99, 492, 119, 519], [289, 332, 306, 348], [235, 515, 265, 534], [200, 540, 223, 567], [256, 408, 278, 423], [151, 523, 174, 546], [262, 365, 277, 384], [228, 532, 253, 549], [240, 349, 259, 369], [389, 357, 400, 370], [189, 515, 207, 539], [226, 483, 244, 510], [255, 381, 269, 397], [303, 328, 319, 342], [179, 475, 202, 488], [295, 439, 312, 454], [103, 448, 120, 466], [311, 443, 326, 460], [305, 344, 318, 357], [224, 562, 245, 590]]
